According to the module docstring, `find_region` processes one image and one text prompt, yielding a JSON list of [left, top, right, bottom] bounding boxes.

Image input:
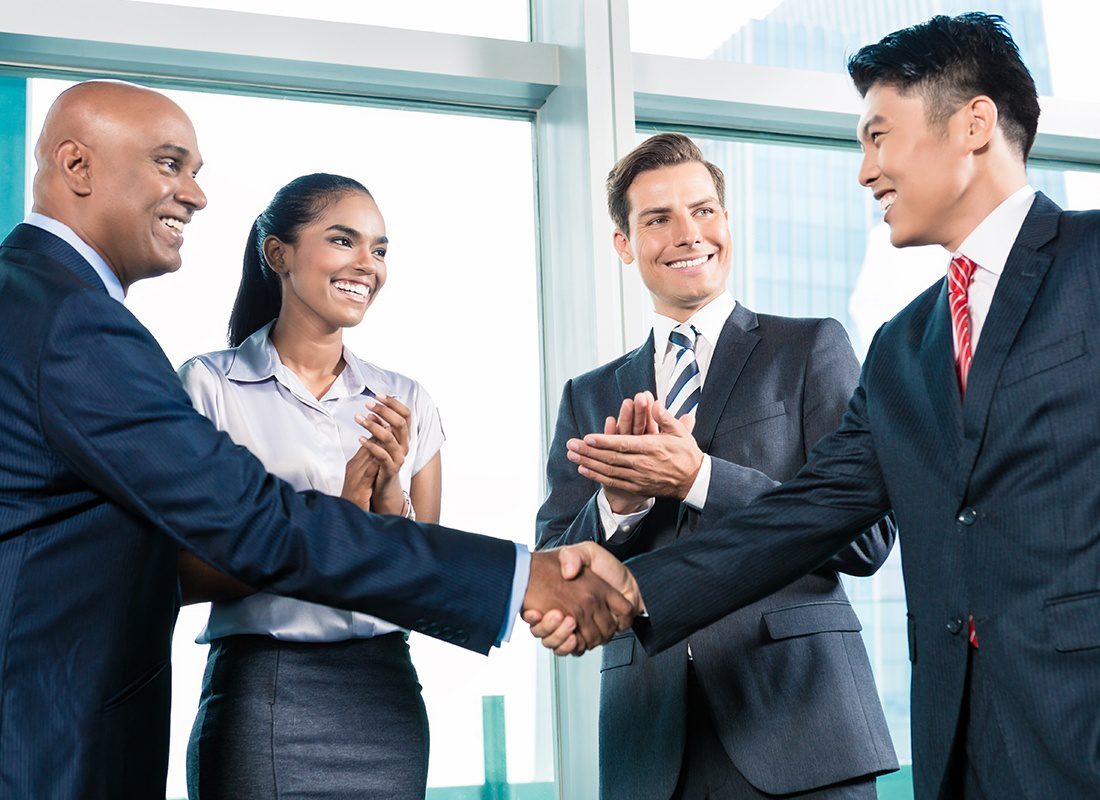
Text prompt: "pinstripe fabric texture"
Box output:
[[0, 223, 516, 799], [537, 304, 897, 798], [664, 323, 702, 419], [628, 194, 1100, 799]]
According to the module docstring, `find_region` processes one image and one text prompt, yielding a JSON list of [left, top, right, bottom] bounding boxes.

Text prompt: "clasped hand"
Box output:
[[567, 391, 703, 505], [522, 542, 644, 656], [340, 394, 412, 515]]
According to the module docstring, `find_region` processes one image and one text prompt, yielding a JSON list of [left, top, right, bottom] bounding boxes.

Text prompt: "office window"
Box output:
[[630, 0, 1099, 103], [132, 0, 530, 41], [26, 77, 550, 800]]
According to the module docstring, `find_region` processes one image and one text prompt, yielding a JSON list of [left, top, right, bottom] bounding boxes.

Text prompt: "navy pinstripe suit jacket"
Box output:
[[0, 223, 515, 798], [537, 304, 897, 798], [629, 194, 1100, 799]]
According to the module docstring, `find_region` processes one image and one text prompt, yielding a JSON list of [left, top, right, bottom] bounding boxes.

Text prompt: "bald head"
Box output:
[[32, 80, 207, 289]]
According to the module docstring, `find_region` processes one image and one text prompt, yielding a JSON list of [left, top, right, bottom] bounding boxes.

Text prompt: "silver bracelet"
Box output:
[[402, 490, 416, 521]]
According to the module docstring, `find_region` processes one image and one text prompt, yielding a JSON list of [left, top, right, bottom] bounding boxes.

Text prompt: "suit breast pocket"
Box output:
[[999, 331, 1086, 387], [713, 400, 787, 437]]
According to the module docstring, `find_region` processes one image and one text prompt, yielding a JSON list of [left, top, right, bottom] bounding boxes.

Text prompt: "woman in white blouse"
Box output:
[[178, 174, 442, 799]]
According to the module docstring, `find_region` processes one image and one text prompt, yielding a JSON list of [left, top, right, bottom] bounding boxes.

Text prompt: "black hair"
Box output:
[[847, 13, 1039, 159], [227, 173, 372, 347]]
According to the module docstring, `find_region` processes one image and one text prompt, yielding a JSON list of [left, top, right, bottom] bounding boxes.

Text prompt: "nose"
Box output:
[[858, 148, 879, 188], [672, 212, 702, 247], [178, 173, 208, 212]]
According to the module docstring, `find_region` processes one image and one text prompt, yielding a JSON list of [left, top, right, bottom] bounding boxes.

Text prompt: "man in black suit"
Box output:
[[548, 13, 1100, 800], [536, 133, 897, 799], [0, 79, 631, 799]]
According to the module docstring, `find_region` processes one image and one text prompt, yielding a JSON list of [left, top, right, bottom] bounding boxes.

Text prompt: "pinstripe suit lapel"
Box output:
[[615, 331, 657, 402], [957, 196, 1059, 488], [920, 279, 963, 446], [2, 223, 109, 294], [692, 303, 760, 453]]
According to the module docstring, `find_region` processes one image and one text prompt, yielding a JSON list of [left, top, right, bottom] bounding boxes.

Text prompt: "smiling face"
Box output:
[[856, 83, 976, 250], [266, 192, 388, 333], [44, 87, 208, 289], [614, 161, 731, 322]]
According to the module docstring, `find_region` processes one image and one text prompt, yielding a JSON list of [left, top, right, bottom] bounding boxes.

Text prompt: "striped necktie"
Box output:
[[949, 254, 981, 649], [665, 323, 702, 419]]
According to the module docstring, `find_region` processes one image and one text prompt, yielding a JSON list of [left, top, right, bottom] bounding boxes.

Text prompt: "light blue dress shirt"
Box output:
[[24, 213, 125, 302]]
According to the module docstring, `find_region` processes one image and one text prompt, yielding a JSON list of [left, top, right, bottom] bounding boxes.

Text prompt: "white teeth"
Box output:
[[333, 280, 370, 297], [879, 193, 896, 212], [667, 255, 709, 269], [161, 217, 185, 232]]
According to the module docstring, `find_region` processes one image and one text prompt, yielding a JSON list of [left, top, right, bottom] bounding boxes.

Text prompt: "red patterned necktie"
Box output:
[[948, 254, 977, 394], [948, 254, 981, 648]]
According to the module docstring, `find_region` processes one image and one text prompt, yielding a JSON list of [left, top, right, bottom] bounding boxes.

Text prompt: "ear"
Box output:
[[262, 236, 289, 275], [55, 139, 92, 197], [964, 95, 998, 152], [613, 228, 635, 264]]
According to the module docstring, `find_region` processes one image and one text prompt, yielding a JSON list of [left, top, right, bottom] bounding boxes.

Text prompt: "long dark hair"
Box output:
[[227, 173, 372, 347]]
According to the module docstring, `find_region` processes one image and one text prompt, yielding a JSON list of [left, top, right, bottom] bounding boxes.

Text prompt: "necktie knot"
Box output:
[[669, 323, 697, 353]]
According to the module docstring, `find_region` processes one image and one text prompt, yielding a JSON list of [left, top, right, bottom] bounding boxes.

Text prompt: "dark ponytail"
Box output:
[[227, 173, 372, 347]]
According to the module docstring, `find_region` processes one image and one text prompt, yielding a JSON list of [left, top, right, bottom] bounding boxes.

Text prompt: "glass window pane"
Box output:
[[630, 0, 1094, 102], [636, 129, 1095, 786], [133, 0, 530, 42], [27, 78, 549, 800]]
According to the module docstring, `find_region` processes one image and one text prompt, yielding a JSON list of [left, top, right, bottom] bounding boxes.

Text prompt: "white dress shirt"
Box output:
[[179, 322, 445, 643], [951, 184, 1036, 356], [597, 292, 737, 541]]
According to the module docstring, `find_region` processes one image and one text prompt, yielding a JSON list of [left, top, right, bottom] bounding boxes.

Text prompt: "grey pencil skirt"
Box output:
[[186, 633, 429, 800]]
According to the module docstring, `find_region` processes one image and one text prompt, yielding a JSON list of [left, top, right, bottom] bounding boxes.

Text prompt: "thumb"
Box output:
[[653, 401, 688, 436], [679, 412, 696, 435], [558, 545, 586, 580]]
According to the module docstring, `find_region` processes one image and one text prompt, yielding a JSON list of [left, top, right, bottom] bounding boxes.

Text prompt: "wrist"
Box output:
[[676, 452, 705, 500], [607, 493, 649, 515]]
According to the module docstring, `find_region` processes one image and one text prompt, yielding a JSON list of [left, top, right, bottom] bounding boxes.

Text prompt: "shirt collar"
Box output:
[[227, 320, 373, 399], [652, 291, 736, 355], [952, 185, 1036, 277], [23, 212, 126, 303]]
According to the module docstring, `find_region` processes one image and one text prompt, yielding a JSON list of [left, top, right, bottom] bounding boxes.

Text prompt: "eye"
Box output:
[[646, 216, 668, 226], [695, 207, 715, 217], [157, 158, 181, 174], [869, 131, 884, 143], [373, 248, 387, 259], [331, 236, 353, 247]]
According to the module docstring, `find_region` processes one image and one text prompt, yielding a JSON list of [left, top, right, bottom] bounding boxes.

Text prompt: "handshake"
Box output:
[[520, 543, 643, 656]]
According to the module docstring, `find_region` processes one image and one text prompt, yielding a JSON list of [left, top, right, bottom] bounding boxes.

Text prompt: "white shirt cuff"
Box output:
[[596, 489, 654, 543], [497, 543, 531, 645], [683, 454, 711, 511]]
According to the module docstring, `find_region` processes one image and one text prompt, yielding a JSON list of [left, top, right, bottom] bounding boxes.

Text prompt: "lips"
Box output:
[[665, 253, 712, 270], [332, 279, 371, 303], [158, 215, 188, 246], [878, 192, 896, 213]]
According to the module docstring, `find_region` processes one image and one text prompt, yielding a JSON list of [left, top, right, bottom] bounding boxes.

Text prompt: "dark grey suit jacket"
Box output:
[[628, 195, 1100, 799], [537, 303, 898, 798]]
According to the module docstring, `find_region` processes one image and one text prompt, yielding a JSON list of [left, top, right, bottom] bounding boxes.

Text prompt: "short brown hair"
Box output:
[[606, 133, 726, 234]]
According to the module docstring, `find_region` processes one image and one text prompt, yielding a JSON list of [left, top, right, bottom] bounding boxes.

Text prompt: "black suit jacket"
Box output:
[[0, 224, 517, 798], [537, 304, 898, 798], [628, 194, 1100, 799]]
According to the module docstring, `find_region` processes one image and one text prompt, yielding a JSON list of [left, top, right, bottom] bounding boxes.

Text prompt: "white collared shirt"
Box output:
[[178, 322, 445, 643], [597, 292, 737, 540], [951, 184, 1036, 355], [23, 212, 126, 303]]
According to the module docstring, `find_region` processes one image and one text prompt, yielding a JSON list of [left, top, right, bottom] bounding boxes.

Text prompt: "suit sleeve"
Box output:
[[801, 318, 896, 577], [37, 292, 515, 654], [628, 355, 891, 655], [535, 379, 646, 559]]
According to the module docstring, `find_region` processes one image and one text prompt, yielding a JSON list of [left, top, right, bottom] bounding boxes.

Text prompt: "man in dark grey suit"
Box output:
[[536, 133, 897, 799], [552, 13, 1100, 800]]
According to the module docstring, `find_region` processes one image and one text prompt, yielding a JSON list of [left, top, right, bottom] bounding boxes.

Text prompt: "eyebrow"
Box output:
[[327, 224, 389, 245], [155, 144, 204, 172], [860, 114, 886, 138], [636, 196, 719, 219]]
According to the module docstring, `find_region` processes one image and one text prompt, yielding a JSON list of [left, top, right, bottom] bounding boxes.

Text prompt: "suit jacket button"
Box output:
[[946, 617, 963, 634], [454, 630, 468, 644], [413, 618, 428, 630], [957, 507, 977, 525], [439, 626, 453, 640]]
